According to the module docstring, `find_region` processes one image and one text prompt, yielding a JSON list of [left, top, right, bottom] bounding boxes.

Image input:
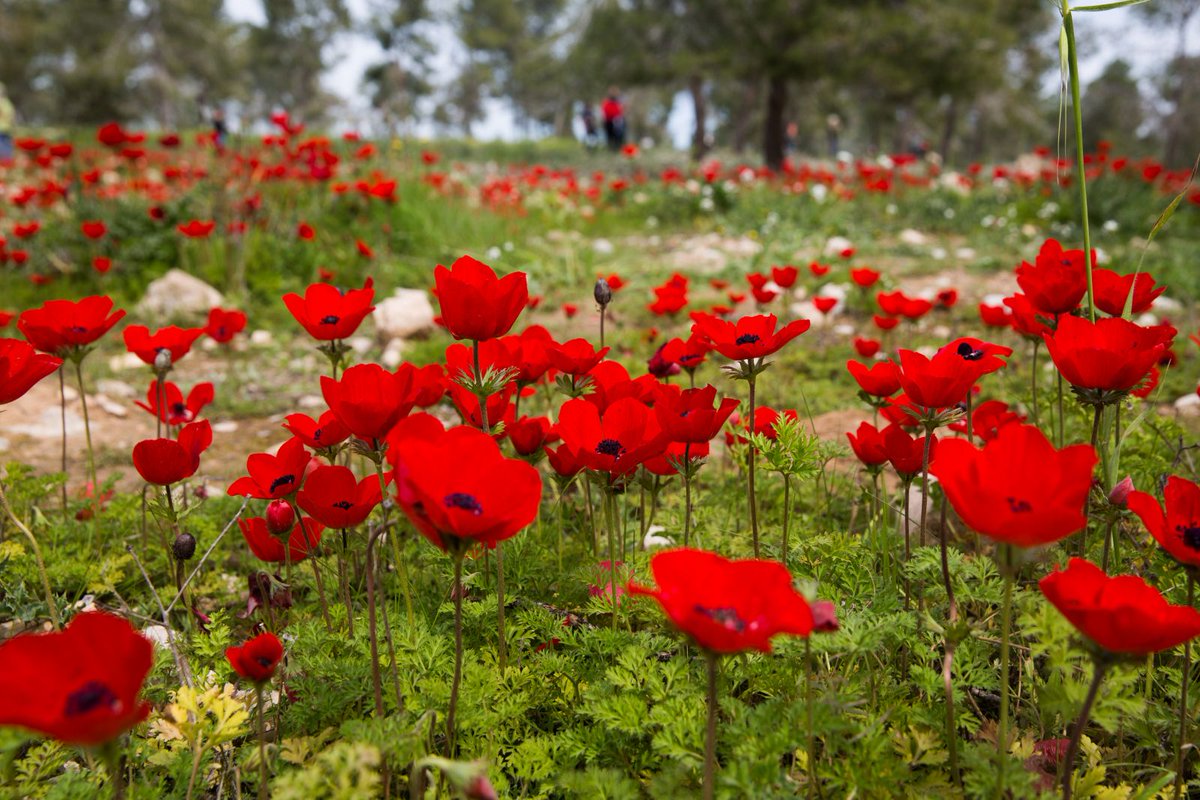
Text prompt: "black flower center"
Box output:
[[255, 655, 275, 668], [444, 492, 483, 515], [595, 438, 626, 457], [680, 354, 701, 364], [694, 604, 746, 632], [1006, 497, 1032, 513], [320, 315, 340, 325], [332, 500, 353, 510], [735, 333, 760, 345], [269, 474, 296, 493], [171, 402, 187, 415], [69, 325, 87, 334], [956, 342, 984, 361], [1178, 523, 1200, 551], [64, 680, 119, 717]]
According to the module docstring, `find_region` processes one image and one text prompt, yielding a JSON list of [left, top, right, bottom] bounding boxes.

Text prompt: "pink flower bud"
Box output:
[[1108, 476, 1134, 508], [266, 499, 295, 535], [811, 600, 840, 633]]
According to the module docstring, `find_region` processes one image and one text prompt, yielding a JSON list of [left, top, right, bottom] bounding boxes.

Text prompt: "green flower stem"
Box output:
[[1062, 0, 1097, 322], [1062, 659, 1108, 800], [1176, 573, 1195, 800], [256, 684, 269, 800], [746, 373, 760, 557], [0, 478, 60, 629], [704, 652, 719, 800], [75, 360, 101, 550], [997, 550, 1015, 797], [447, 552, 465, 756]]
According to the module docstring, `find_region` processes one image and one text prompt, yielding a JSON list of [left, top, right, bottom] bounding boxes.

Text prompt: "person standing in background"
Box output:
[[211, 107, 228, 153], [0, 85, 16, 164], [601, 87, 626, 151]]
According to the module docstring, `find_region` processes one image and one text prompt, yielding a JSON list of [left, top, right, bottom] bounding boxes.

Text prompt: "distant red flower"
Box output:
[[1091, 269, 1165, 316], [0, 339, 61, 404], [123, 325, 205, 367], [1040, 558, 1200, 655], [355, 239, 373, 259], [647, 343, 681, 378], [935, 288, 958, 308], [949, 399, 1024, 441], [296, 465, 382, 528], [883, 424, 935, 478], [930, 423, 1095, 547], [177, 219, 215, 238], [1004, 293, 1053, 339], [282, 278, 375, 341], [853, 337, 880, 358], [18, 296, 126, 356], [628, 549, 812, 653], [0, 611, 152, 744], [390, 424, 542, 551], [226, 632, 284, 683], [206, 307, 247, 344], [661, 333, 712, 373], [507, 415, 557, 456], [92, 257, 112, 274], [435, 255, 528, 341], [1015, 238, 1090, 316], [97, 122, 129, 147], [555, 397, 665, 479], [897, 339, 1010, 411], [562, 303, 578, 318], [239, 516, 323, 563], [282, 410, 351, 451], [873, 314, 899, 331], [548, 338, 610, 376], [1127, 476, 1200, 568], [809, 262, 830, 277], [132, 420, 212, 485], [724, 406, 799, 447], [80, 220, 107, 240], [979, 302, 1011, 327], [12, 222, 39, 239], [1043, 315, 1173, 394], [850, 268, 881, 288], [297, 222, 316, 241], [321, 363, 415, 443], [812, 296, 837, 314], [135, 380, 214, 426], [847, 422, 888, 467], [771, 265, 798, 288], [689, 312, 811, 361], [847, 359, 900, 398], [654, 385, 739, 443], [227, 437, 314, 500]]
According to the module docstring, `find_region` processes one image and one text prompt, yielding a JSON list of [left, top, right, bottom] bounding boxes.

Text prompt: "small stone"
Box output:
[[1175, 393, 1200, 416], [374, 288, 436, 342], [250, 330, 273, 346], [212, 420, 239, 434], [95, 394, 127, 418], [97, 379, 136, 399], [898, 229, 927, 246], [592, 238, 614, 255], [137, 269, 224, 319], [297, 394, 324, 409]]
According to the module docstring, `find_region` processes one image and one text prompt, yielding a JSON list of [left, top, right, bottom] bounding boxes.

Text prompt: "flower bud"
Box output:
[[173, 531, 197, 561], [593, 278, 612, 308], [1108, 476, 1134, 509], [266, 499, 295, 536], [153, 348, 172, 374]]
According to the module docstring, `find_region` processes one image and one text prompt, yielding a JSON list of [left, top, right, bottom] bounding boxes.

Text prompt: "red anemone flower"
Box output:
[[18, 296, 126, 356], [0, 339, 62, 404], [132, 420, 212, 485], [847, 422, 888, 467], [434, 255, 528, 341], [949, 399, 1024, 441], [1043, 315, 1173, 394], [850, 268, 881, 288], [771, 265, 798, 288], [555, 397, 666, 479], [1127, 476, 1200, 569], [296, 465, 382, 528], [282, 278, 375, 341], [853, 337, 881, 358], [0, 611, 152, 745], [548, 338, 610, 376], [897, 339, 1009, 411], [320, 363, 415, 443], [123, 325, 205, 367], [508, 415, 557, 456], [226, 632, 284, 683], [389, 424, 542, 551], [689, 312, 811, 361], [282, 410, 351, 450], [80, 221, 107, 240], [177, 219, 216, 238], [135, 380, 214, 426], [239, 516, 324, 563], [847, 359, 900, 398], [661, 333, 712, 372], [227, 437, 315, 500], [882, 424, 935, 479], [930, 423, 1096, 547], [653, 385, 739, 443], [628, 548, 812, 653], [724, 406, 799, 447], [1040, 558, 1200, 655], [1015, 238, 1090, 315], [1091, 269, 1165, 316], [206, 307, 247, 344]]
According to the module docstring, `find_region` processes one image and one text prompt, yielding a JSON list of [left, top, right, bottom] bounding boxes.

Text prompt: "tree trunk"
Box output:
[[690, 75, 708, 162], [940, 96, 959, 165], [732, 80, 758, 153], [762, 74, 788, 170]]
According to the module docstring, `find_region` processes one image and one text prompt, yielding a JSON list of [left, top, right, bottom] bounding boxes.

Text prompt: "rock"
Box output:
[[250, 330, 273, 346], [62, 385, 79, 402], [137, 269, 224, 319], [1155, 295, 1183, 314], [298, 394, 324, 409], [824, 235, 853, 256], [592, 238, 614, 255], [374, 288, 436, 342], [347, 336, 373, 355], [94, 394, 127, 418], [212, 420, 239, 434], [381, 339, 406, 368], [97, 379, 137, 399], [898, 229, 928, 246], [955, 247, 977, 261], [643, 525, 673, 549], [9, 408, 84, 438], [1175, 393, 1200, 416]]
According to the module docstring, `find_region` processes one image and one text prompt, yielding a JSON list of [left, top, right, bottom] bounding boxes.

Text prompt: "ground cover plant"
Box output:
[[1, 83, 1200, 800]]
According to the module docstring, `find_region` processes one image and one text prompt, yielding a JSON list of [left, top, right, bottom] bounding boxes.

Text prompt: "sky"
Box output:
[[224, 0, 1193, 147]]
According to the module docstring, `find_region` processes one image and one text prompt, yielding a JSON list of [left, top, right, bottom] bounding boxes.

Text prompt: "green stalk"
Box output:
[[0, 479, 60, 629], [1062, 1, 1097, 321], [704, 652, 719, 800], [1175, 573, 1195, 800], [997, 554, 1015, 797], [1061, 659, 1107, 800]]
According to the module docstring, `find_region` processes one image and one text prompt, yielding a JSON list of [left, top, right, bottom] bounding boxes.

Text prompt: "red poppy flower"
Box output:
[[132, 420, 212, 485], [850, 268, 881, 288], [555, 397, 666, 479], [809, 262, 831, 277], [80, 221, 107, 239], [873, 314, 899, 331], [239, 516, 324, 563], [406, 362, 447, 407], [628, 548, 812, 653], [0, 611, 152, 745], [389, 424, 542, 551], [92, 257, 112, 274], [226, 632, 284, 683], [948, 399, 1024, 441], [123, 325, 205, 367], [1043, 315, 1173, 394], [847, 422, 888, 467], [1003, 293, 1053, 339], [661, 333, 712, 372], [689, 312, 811, 361], [228, 437, 315, 500], [883, 424, 935, 478], [18, 296, 126, 356], [881, 392, 919, 428], [853, 337, 881, 358], [936, 288, 958, 308], [508, 415, 557, 456], [283, 410, 351, 450], [724, 406, 799, 447], [206, 307, 247, 344], [644, 440, 710, 476], [771, 265, 798, 288], [355, 239, 373, 259], [579, 362, 654, 413], [978, 302, 1011, 327], [321, 363, 415, 443], [97, 122, 129, 147], [812, 296, 837, 314], [896, 339, 1009, 411], [654, 385, 739, 444], [649, 285, 689, 315], [1015, 238, 1090, 316], [930, 423, 1096, 547], [846, 359, 899, 399], [296, 465, 382, 529], [562, 303, 578, 318], [177, 219, 216, 238], [434, 255, 528, 341], [135, 380, 214, 426], [0, 339, 62, 404], [1039, 558, 1200, 655], [446, 381, 515, 433], [1127, 476, 1200, 568], [548, 338, 610, 376], [297, 222, 316, 240], [13, 221, 39, 239], [282, 278, 375, 341], [507, 326, 555, 386], [1091, 269, 1165, 316]]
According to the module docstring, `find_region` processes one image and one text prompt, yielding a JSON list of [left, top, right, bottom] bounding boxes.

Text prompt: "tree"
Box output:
[[245, 0, 350, 123], [1081, 59, 1145, 153], [363, 0, 435, 135]]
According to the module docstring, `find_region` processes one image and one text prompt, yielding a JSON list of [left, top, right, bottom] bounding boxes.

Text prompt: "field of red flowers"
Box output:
[[0, 116, 1199, 799]]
